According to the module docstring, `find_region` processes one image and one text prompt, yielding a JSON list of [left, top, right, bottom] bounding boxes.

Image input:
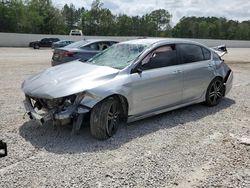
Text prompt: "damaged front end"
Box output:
[[23, 93, 90, 133]]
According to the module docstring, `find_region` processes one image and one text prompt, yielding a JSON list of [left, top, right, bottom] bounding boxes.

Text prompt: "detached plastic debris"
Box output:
[[0, 140, 7, 158]]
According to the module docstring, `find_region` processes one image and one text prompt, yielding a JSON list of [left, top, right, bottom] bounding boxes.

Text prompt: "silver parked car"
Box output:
[[22, 39, 233, 140], [52, 39, 118, 66]]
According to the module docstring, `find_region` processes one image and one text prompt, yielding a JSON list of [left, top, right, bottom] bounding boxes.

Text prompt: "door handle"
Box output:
[[208, 64, 213, 67], [172, 70, 182, 74]]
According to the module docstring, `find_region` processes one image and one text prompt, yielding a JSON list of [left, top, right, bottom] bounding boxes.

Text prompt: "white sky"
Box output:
[[52, 0, 250, 25]]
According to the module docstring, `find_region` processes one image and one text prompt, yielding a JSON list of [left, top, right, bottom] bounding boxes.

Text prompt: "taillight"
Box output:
[[63, 51, 77, 57]]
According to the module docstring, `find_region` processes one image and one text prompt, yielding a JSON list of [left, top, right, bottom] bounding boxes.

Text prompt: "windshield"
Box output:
[[84, 43, 148, 69], [65, 40, 89, 48]]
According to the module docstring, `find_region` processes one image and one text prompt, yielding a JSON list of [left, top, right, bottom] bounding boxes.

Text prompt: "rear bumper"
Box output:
[[224, 70, 233, 96]]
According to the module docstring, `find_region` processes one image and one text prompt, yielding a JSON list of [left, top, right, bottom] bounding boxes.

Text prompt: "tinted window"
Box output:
[[41, 38, 48, 42], [110, 41, 118, 45], [82, 42, 111, 51], [66, 40, 89, 48], [100, 42, 112, 50], [179, 44, 204, 63], [202, 47, 211, 60], [142, 45, 178, 70]]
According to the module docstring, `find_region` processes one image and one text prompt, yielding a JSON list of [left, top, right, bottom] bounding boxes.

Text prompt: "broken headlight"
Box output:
[[63, 94, 77, 108]]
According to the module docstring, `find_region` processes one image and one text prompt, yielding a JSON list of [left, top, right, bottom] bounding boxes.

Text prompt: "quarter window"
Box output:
[[202, 47, 211, 60], [178, 44, 204, 63], [81, 43, 99, 51], [213, 52, 221, 61], [142, 44, 178, 70]]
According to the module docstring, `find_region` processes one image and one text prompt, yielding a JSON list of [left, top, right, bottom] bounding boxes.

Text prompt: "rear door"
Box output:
[[129, 44, 183, 115], [78, 42, 101, 61], [177, 44, 214, 103]]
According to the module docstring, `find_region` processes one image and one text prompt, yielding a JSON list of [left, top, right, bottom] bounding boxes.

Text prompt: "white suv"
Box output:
[[69, 29, 83, 36]]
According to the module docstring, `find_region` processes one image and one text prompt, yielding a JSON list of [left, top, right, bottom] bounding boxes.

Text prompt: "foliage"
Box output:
[[172, 16, 250, 40], [0, 0, 250, 40]]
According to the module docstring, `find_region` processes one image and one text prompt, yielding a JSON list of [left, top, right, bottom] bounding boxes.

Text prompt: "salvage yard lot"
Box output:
[[0, 48, 250, 187]]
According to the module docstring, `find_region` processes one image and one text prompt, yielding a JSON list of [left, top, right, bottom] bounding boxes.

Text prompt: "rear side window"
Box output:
[[82, 42, 112, 51], [82, 43, 99, 51], [142, 44, 178, 70], [98, 42, 111, 51], [202, 47, 211, 60], [178, 44, 204, 63]]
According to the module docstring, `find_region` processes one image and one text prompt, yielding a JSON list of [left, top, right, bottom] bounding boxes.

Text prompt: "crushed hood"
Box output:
[[22, 61, 119, 99]]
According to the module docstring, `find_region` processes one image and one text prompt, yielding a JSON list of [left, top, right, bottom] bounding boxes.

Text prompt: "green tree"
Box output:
[[148, 9, 172, 37], [62, 3, 81, 33]]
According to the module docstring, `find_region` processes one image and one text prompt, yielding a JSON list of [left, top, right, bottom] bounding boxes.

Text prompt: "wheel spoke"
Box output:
[[107, 112, 113, 120], [114, 112, 119, 118], [211, 83, 216, 92], [209, 91, 216, 98], [106, 101, 120, 136], [214, 84, 218, 93], [217, 84, 222, 92], [108, 121, 114, 134], [217, 92, 223, 98], [213, 94, 217, 103]]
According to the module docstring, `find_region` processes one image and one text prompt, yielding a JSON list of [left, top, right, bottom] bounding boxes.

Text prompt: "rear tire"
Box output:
[[205, 77, 225, 107], [90, 97, 120, 140], [33, 44, 40, 49]]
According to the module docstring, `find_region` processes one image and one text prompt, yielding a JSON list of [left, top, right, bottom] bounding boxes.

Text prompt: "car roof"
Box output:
[[60, 39, 118, 50], [121, 38, 203, 46], [58, 40, 72, 42], [84, 39, 118, 43]]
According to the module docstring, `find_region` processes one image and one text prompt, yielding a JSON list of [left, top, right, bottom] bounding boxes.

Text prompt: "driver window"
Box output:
[[142, 44, 178, 70]]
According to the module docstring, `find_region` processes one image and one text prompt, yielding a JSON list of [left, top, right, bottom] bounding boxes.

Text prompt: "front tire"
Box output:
[[205, 77, 225, 107], [90, 97, 120, 140]]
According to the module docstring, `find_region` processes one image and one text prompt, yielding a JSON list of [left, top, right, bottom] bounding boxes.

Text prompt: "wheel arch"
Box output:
[[83, 93, 129, 121]]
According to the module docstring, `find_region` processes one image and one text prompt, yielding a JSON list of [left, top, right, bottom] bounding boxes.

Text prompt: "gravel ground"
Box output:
[[0, 48, 249, 188]]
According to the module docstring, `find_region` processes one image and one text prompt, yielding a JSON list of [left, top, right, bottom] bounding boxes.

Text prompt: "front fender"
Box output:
[[80, 88, 129, 109]]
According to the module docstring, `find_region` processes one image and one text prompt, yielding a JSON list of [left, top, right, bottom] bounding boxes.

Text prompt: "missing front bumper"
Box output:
[[23, 96, 90, 125]]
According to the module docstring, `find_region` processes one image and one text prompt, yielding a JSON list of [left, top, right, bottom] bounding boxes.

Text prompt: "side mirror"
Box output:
[[131, 63, 143, 74]]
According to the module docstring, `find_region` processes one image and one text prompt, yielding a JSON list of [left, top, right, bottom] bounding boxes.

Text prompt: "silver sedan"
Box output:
[[22, 39, 233, 140]]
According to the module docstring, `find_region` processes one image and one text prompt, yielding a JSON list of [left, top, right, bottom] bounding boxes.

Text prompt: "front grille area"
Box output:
[[27, 96, 63, 110], [40, 98, 64, 110], [27, 95, 76, 111]]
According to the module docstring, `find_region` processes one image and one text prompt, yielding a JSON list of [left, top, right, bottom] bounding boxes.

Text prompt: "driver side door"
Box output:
[[129, 44, 183, 116]]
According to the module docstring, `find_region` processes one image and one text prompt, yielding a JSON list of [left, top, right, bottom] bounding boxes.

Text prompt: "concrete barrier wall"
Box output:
[[0, 32, 250, 48]]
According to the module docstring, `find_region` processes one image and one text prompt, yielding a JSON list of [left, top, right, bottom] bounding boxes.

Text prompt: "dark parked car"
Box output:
[[52, 40, 75, 49], [29, 38, 60, 49], [51, 39, 118, 66]]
